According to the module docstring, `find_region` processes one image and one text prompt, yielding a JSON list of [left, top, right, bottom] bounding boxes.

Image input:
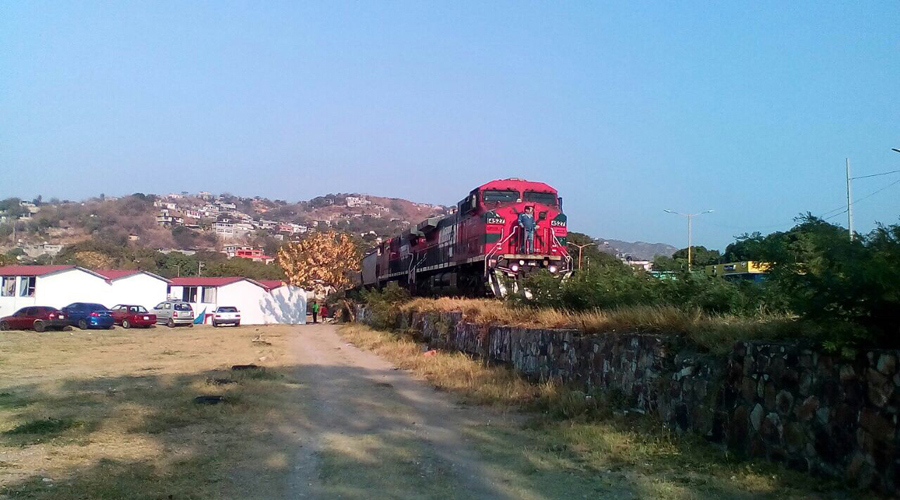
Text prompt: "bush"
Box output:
[[360, 282, 411, 330], [521, 265, 777, 317]]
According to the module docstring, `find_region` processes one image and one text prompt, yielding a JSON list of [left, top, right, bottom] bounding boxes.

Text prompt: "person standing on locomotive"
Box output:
[[517, 205, 537, 253]]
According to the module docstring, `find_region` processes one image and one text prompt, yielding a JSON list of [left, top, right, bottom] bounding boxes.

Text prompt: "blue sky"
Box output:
[[1, 2, 898, 250]]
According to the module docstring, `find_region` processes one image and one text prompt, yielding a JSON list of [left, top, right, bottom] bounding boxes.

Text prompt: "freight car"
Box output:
[[361, 178, 572, 296]]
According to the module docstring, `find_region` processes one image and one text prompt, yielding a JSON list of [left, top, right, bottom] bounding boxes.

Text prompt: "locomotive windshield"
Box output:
[[482, 189, 519, 204], [523, 191, 557, 207]]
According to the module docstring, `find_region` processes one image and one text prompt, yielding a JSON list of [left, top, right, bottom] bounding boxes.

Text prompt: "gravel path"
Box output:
[[286, 324, 519, 500]]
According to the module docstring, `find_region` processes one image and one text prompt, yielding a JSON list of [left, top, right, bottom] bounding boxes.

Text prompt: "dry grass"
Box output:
[[341, 323, 551, 408], [0, 324, 304, 500], [340, 323, 871, 500], [400, 297, 796, 353]]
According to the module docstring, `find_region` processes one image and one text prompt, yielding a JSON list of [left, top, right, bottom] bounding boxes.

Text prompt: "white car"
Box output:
[[212, 306, 240, 327]]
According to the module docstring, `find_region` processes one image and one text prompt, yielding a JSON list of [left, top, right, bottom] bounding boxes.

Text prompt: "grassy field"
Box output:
[[340, 323, 874, 500], [0, 324, 303, 500]]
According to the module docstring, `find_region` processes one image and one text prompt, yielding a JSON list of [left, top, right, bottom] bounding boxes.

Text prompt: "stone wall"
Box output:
[[357, 306, 900, 494]]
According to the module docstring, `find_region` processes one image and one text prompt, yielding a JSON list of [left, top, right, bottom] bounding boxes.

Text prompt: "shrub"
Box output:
[[360, 282, 411, 330]]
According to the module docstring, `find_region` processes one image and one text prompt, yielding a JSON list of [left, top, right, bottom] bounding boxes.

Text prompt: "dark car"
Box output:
[[110, 304, 156, 329], [61, 302, 115, 330], [0, 306, 68, 332]]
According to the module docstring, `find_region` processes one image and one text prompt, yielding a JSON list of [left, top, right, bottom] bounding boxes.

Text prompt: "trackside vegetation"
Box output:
[[361, 215, 900, 353]]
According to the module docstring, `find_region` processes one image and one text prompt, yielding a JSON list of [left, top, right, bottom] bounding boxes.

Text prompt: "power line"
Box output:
[[705, 176, 900, 233], [852, 169, 900, 180], [851, 177, 900, 206]]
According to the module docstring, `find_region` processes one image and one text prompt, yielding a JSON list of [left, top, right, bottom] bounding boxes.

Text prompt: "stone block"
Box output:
[[859, 408, 896, 442], [750, 403, 764, 431], [784, 421, 805, 453], [761, 412, 783, 443], [776, 390, 795, 416], [796, 396, 819, 421]]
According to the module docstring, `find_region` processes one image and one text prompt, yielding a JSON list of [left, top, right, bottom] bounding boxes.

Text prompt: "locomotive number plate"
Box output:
[[486, 217, 505, 225], [550, 220, 567, 227]]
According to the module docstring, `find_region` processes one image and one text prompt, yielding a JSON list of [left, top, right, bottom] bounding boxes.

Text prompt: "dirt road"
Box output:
[[286, 324, 521, 500]]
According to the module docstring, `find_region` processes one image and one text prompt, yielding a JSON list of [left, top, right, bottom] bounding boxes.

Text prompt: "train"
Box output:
[[360, 178, 572, 296]]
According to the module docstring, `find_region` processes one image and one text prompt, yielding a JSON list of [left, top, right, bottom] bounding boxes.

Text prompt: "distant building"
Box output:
[[705, 261, 771, 283], [346, 196, 370, 208]]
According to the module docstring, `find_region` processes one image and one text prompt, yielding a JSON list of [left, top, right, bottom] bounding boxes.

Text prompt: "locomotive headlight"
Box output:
[[519, 260, 525, 266], [549, 265, 558, 273], [510, 264, 520, 272]]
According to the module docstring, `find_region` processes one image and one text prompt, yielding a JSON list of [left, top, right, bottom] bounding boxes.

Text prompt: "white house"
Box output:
[[0, 266, 306, 325], [0, 266, 113, 316], [167, 277, 306, 325], [95, 270, 171, 310]]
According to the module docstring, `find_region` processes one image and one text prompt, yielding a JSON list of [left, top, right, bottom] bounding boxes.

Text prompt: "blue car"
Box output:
[[61, 302, 115, 330]]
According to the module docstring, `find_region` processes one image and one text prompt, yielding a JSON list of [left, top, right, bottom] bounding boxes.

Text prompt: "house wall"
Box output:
[[218, 281, 269, 325], [168, 282, 306, 325], [0, 277, 37, 317], [38, 270, 111, 309], [261, 285, 307, 325], [108, 275, 169, 310]]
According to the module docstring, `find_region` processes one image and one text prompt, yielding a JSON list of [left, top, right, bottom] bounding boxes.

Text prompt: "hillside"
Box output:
[[1, 192, 674, 264], [0, 192, 448, 261], [597, 238, 678, 260]]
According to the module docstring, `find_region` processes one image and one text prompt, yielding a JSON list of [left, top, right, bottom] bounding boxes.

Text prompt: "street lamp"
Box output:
[[663, 209, 714, 271], [567, 242, 593, 270]]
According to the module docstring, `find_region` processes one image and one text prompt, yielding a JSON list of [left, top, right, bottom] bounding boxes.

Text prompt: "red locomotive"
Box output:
[[361, 179, 571, 296]]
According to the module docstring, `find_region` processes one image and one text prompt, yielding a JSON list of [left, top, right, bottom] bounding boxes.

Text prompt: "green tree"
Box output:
[[672, 245, 721, 266], [566, 232, 624, 270]]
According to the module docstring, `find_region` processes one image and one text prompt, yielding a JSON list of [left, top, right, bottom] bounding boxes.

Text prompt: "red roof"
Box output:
[[258, 280, 286, 290], [0, 265, 76, 277], [95, 270, 171, 283], [168, 277, 247, 287], [94, 270, 140, 280]]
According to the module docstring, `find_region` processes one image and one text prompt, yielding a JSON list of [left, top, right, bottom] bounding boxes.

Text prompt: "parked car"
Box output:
[[0, 306, 68, 332], [61, 302, 115, 330], [152, 300, 195, 328], [212, 306, 241, 327], [110, 304, 157, 329]]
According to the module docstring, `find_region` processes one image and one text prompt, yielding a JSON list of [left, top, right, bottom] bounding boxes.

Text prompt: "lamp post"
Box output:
[[664, 209, 714, 271], [567, 242, 592, 270]]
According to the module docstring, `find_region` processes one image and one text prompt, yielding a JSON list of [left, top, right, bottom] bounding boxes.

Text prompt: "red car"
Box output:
[[0, 306, 68, 332], [110, 304, 157, 329]]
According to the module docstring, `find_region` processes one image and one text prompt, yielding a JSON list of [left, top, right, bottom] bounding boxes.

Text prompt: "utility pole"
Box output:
[[198, 261, 204, 276], [664, 209, 714, 271], [846, 158, 854, 241], [567, 242, 592, 270]]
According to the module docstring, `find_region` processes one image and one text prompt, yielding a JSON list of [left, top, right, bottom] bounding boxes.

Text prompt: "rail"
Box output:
[[484, 226, 520, 274], [551, 232, 573, 269]]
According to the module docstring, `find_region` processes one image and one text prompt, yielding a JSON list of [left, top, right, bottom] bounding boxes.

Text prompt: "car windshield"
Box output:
[[523, 191, 557, 207], [86, 303, 109, 311], [174, 303, 192, 311], [218, 307, 238, 312], [482, 189, 519, 205]]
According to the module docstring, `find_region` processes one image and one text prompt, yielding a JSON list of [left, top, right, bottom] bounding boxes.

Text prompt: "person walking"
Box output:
[[311, 301, 319, 324], [517, 205, 537, 254]]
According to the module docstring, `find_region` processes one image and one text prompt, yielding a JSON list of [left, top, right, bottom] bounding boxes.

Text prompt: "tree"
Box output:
[[672, 245, 721, 267], [566, 232, 624, 270], [277, 231, 360, 295]]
